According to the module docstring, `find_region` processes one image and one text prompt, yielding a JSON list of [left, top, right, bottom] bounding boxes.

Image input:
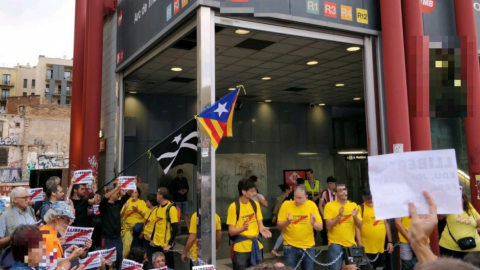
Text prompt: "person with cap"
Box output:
[[356, 188, 394, 270], [271, 183, 292, 257], [319, 176, 337, 245], [305, 169, 322, 204], [141, 194, 159, 262]]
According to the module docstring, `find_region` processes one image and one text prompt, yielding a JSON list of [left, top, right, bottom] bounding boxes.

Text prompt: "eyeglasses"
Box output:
[[16, 196, 31, 200]]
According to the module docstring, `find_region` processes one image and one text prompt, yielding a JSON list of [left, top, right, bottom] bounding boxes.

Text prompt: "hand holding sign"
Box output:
[[119, 176, 136, 190], [74, 170, 93, 185], [29, 188, 43, 202]]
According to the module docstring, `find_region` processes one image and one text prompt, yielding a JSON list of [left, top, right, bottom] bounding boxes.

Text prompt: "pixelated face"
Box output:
[[364, 198, 373, 207], [294, 190, 307, 206], [337, 185, 348, 200], [153, 256, 165, 268], [242, 187, 256, 199], [28, 241, 46, 267], [306, 171, 313, 180], [55, 186, 65, 200]]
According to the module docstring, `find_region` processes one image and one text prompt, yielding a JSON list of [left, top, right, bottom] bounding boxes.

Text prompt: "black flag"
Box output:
[[150, 119, 198, 174]]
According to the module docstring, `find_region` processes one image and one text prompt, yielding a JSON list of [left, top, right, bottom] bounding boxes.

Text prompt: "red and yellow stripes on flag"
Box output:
[[197, 117, 227, 149], [226, 93, 238, 137]]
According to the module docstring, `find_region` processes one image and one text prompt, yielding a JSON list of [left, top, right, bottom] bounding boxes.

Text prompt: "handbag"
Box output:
[[446, 212, 477, 250]]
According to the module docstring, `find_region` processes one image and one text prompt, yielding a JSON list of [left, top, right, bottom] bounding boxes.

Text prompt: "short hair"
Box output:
[[237, 179, 245, 196], [45, 179, 55, 189], [250, 175, 258, 182], [10, 187, 28, 204], [43, 209, 60, 223], [296, 178, 305, 186], [46, 184, 60, 197], [47, 176, 60, 186], [72, 184, 86, 193], [11, 225, 44, 262], [294, 185, 307, 196], [415, 257, 478, 270], [147, 194, 158, 207], [135, 186, 142, 197], [464, 252, 480, 268], [177, 169, 183, 174], [241, 179, 256, 195], [158, 187, 169, 198], [152, 252, 165, 262], [306, 168, 313, 174], [126, 247, 146, 264]]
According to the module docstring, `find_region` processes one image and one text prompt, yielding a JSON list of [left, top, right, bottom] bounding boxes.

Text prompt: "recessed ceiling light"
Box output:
[[228, 88, 236, 91], [261, 77, 271, 81], [306, 61, 318, 66], [353, 97, 361, 101], [235, 29, 250, 35], [129, 91, 137, 94], [347, 47, 361, 52], [265, 100, 272, 103], [336, 83, 345, 87], [171, 67, 182, 72], [319, 103, 325, 106]]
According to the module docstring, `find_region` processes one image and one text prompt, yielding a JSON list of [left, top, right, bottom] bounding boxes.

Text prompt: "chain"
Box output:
[[367, 242, 402, 263], [293, 251, 306, 270]]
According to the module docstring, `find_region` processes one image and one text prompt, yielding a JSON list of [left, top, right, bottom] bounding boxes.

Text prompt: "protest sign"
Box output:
[[91, 205, 100, 215], [99, 247, 117, 262], [29, 188, 43, 202], [122, 259, 144, 270], [368, 149, 463, 220], [119, 176, 136, 190], [74, 170, 93, 185], [35, 220, 43, 227], [79, 251, 102, 270], [65, 227, 94, 245], [192, 265, 215, 270], [150, 267, 169, 270]]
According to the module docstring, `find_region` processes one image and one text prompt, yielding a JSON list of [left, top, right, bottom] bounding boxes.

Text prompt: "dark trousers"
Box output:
[[360, 253, 385, 270], [153, 246, 175, 269], [104, 237, 123, 270], [232, 251, 253, 270], [440, 246, 468, 260], [320, 217, 328, 245], [143, 240, 154, 264]]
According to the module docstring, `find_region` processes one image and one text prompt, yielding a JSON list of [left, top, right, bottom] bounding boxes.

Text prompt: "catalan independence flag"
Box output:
[[196, 87, 240, 149]]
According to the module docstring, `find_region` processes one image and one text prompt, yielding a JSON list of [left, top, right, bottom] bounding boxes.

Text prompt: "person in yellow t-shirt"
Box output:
[[181, 211, 222, 268], [227, 179, 272, 270], [324, 184, 362, 270], [151, 187, 179, 270], [120, 186, 148, 257], [277, 185, 322, 270], [355, 188, 393, 270], [141, 194, 159, 262], [439, 193, 480, 259]]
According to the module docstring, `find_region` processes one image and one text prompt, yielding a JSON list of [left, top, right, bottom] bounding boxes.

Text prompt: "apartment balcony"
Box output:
[[0, 81, 14, 87]]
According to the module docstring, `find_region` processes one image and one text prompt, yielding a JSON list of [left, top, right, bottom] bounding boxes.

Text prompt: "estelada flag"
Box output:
[[196, 87, 240, 149]]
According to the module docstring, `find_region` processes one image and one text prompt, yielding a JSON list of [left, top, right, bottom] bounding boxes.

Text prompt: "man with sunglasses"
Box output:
[[0, 187, 37, 248]]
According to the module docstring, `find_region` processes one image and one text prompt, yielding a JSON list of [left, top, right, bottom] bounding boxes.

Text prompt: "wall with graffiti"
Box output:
[[0, 115, 24, 183]]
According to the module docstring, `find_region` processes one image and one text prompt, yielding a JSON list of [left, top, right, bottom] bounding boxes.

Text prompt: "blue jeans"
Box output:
[[273, 232, 283, 250], [104, 237, 123, 270], [328, 244, 344, 270], [284, 245, 315, 270]]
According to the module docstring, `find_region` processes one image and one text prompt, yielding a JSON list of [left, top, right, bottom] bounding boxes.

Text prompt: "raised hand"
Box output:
[[84, 239, 92, 250], [408, 191, 438, 248], [352, 208, 359, 217], [132, 205, 138, 212], [243, 221, 250, 231], [287, 213, 293, 224], [260, 227, 272, 238], [338, 207, 345, 216], [310, 213, 316, 225]]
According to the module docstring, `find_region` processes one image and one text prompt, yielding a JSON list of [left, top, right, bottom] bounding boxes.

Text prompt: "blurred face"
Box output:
[[15, 190, 31, 209], [337, 185, 348, 200], [242, 188, 257, 199], [157, 189, 163, 203], [54, 186, 65, 200], [131, 190, 139, 200], [55, 216, 73, 231], [76, 185, 86, 197], [328, 181, 336, 190], [28, 241, 46, 267], [306, 171, 313, 180], [177, 172, 183, 178], [143, 252, 148, 263], [54, 178, 61, 185], [153, 256, 165, 268], [146, 200, 152, 208], [253, 181, 258, 187], [294, 190, 307, 206], [364, 197, 373, 207]]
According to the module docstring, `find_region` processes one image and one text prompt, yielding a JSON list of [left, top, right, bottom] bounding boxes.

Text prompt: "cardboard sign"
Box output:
[[65, 227, 94, 245], [192, 265, 216, 270], [122, 259, 144, 270], [99, 247, 117, 262], [91, 205, 100, 215], [79, 251, 102, 270], [29, 188, 43, 202], [368, 149, 463, 220], [74, 170, 93, 184], [119, 176, 136, 190]]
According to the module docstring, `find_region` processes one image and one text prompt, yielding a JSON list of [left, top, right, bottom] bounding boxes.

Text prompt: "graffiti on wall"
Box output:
[[26, 161, 35, 179], [0, 137, 18, 146], [37, 155, 69, 169], [0, 168, 22, 183]]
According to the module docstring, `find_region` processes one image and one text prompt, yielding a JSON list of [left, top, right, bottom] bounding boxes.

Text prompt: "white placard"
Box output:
[[122, 259, 144, 270], [192, 265, 215, 270], [119, 176, 136, 190], [73, 170, 93, 184], [368, 149, 463, 220], [91, 205, 100, 215], [35, 219, 43, 227], [79, 251, 102, 270], [29, 188, 43, 202], [99, 247, 117, 263], [150, 267, 169, 270], [65, 227, 94, 245]]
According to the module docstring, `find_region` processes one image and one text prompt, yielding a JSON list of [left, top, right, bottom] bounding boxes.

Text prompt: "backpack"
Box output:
[[228, 198, 258, 244], [154, 201, 177, 244]]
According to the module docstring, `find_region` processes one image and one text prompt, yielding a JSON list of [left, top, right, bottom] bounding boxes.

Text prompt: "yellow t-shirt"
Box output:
[[152, 202, 179, 247], [398, 216, 430, 244], [122, 198, 148, 231], [324, 200, 362, 247], [278, 200, 322, 249], [226, 200, 264, 252], [189, 212, 222, 261], [360, 204, 386, 254], [143, 207, 157, 240], [440, 208, 480, 252]]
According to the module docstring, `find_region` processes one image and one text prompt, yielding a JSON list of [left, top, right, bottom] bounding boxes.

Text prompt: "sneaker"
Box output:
[[271, 249, 279, 257]]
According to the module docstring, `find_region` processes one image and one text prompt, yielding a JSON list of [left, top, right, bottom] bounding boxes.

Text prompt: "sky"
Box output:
[[0, 0, 75, 68]]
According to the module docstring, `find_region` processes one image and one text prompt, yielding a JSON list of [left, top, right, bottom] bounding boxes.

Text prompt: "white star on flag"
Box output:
[[214, 102, 229, 117], [172, 134, 182, 144]]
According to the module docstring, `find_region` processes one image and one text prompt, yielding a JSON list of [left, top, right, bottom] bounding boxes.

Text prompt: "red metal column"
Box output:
[[454, 0, 480, 212], [82, 0, 104, 190], [380, 0, 412, 153], [401, 0, 438, 255], [69, 0, 87, 182]]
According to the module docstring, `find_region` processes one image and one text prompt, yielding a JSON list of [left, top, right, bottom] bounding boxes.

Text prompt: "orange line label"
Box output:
[[292, 216, 307, 225], [338, 215, 351, 225], [242, 213, 254, 226], [373, 220, 380, 226]]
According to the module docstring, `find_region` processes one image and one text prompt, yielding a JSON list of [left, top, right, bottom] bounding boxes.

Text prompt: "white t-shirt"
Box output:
[[252, 193, 265, 202]]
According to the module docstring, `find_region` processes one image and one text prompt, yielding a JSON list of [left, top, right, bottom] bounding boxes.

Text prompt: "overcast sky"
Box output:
[[0, 0, 75, 68]]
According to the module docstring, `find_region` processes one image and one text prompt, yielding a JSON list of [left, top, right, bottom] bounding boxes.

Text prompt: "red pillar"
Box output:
[[454, 0, 480, 212], [401, 0, 439, 256], [380, 0, 412, 153], [69, 0, 87, 182], [82, 0, 104, 190]]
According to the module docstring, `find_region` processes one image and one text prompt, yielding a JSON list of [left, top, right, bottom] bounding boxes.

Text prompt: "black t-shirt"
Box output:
[[71, 198, 90, 227], [170, 177, 189, 202], [100, 194, 130, 238]]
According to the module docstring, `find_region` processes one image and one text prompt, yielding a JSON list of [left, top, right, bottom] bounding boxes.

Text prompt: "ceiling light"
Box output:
[[347, 47, 361, 52], [335, 83, 345, 87], [235, 29, 250, 35], [228, 88, 236, 91], [261, 77, 271, 81], [265, 100, 272, 103], [337, 150, 368, 155], [353, 97, 361, 101], [171, 67, 182, 72], [306, 61, 318, 66], [298, 152, 320, 156], [129, 91, 137, 94], [319, 103, 325, 106]]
